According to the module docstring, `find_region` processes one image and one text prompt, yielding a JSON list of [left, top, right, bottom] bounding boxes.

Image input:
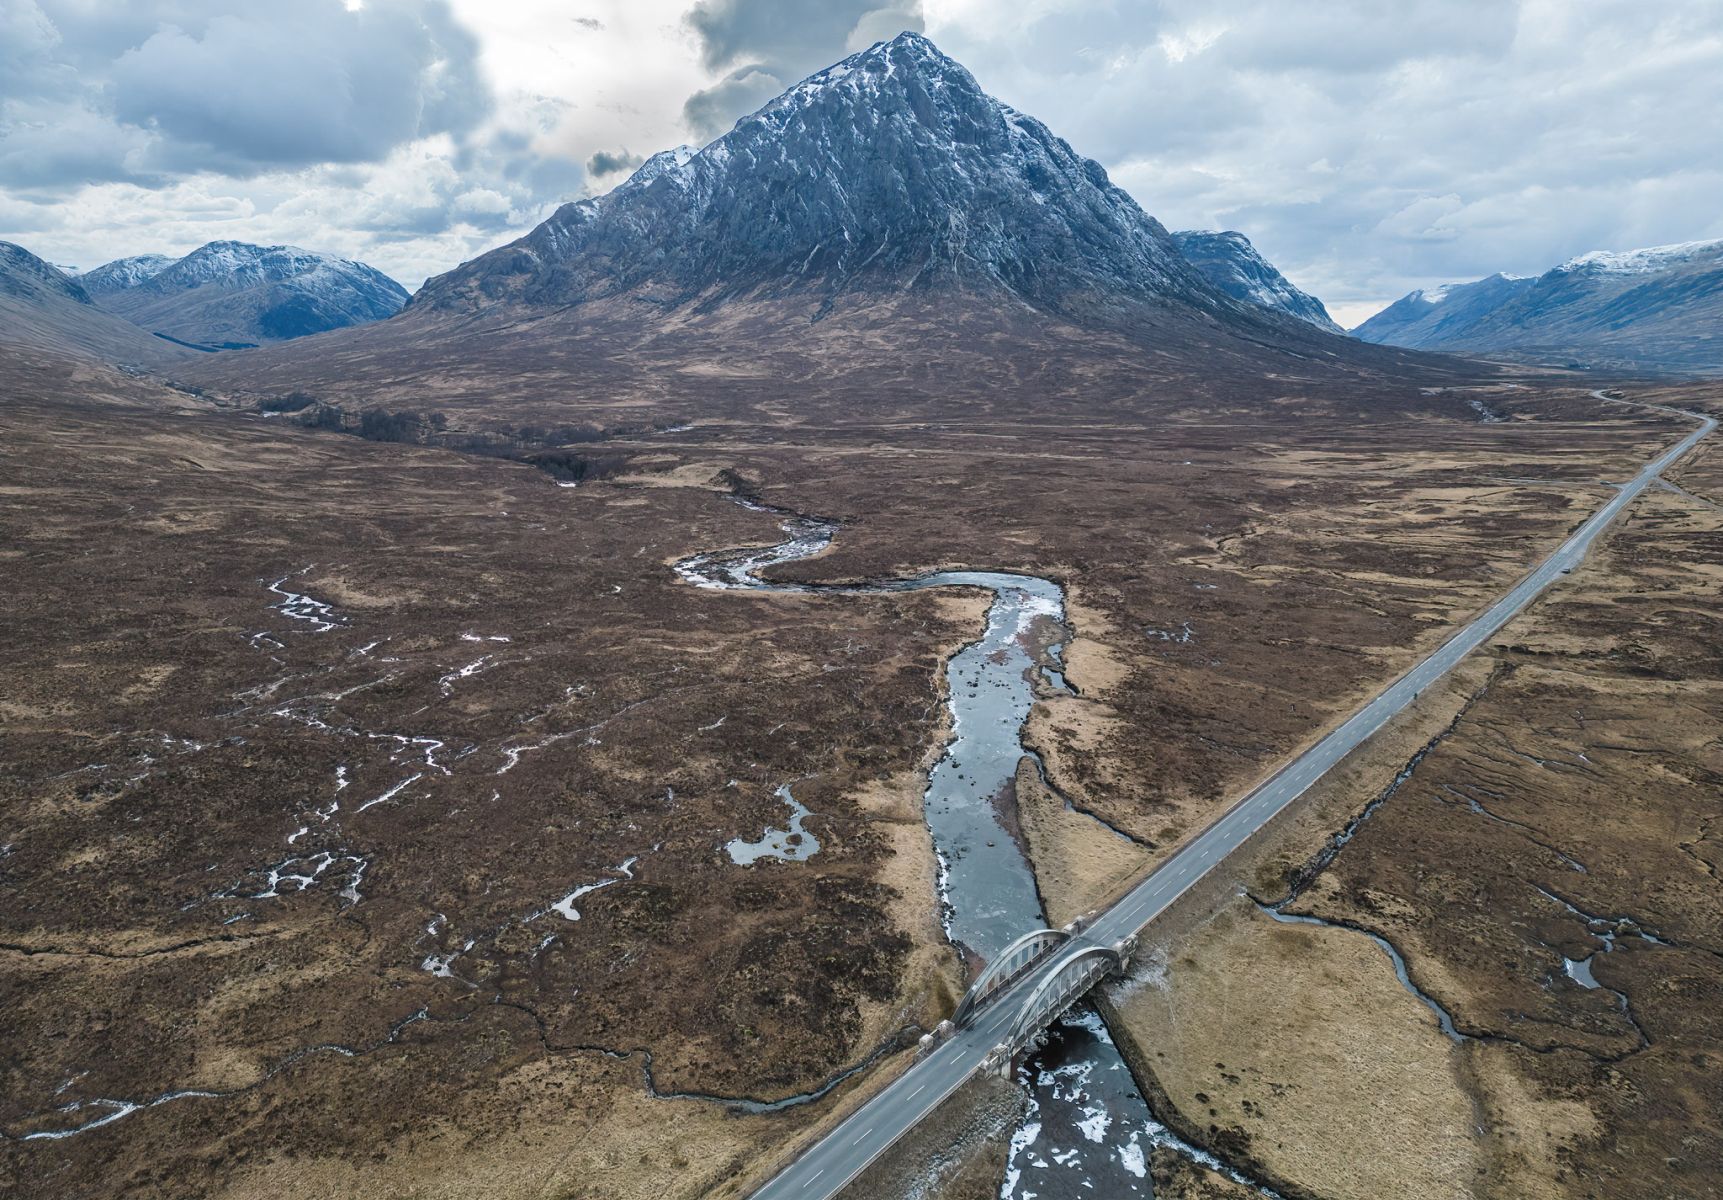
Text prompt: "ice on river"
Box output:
[[1004, 1008, 1155, 1198]]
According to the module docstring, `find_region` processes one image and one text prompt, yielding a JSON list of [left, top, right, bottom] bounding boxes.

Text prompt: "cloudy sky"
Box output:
[[3, 0, 1720, 324]]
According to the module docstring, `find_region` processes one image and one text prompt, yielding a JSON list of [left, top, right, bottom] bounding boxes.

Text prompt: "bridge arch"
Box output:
[[952, 928, 1071, 1027], [1001, 944, 1125, 1052]]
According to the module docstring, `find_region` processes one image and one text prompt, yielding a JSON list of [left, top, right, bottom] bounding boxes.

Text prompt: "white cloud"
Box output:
[[924, 0, 1723, 317]]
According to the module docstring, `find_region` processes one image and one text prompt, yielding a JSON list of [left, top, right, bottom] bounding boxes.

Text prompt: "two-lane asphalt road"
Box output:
[[752, 401, 1715, 1200]]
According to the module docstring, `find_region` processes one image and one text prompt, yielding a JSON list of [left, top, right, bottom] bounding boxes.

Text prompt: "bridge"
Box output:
[[976, 938, 1136, 1073], [941, 920, 1137, 1073], [948, 925, 1071, 1026], [748, 405, 1717, 1200]]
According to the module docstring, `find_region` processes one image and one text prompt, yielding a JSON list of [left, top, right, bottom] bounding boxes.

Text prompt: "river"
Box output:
[[678, 494, 1180, 1198]]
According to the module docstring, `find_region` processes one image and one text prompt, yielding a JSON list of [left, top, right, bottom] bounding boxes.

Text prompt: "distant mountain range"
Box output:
[[0, 239, 409, 363], [1355, 239, 1723, 374], [1171, 230, 1342, 333], [87, 242, 408, 350]]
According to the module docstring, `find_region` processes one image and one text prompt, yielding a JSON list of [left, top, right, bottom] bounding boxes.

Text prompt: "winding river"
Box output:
[[677, 494, 1187, 1198]]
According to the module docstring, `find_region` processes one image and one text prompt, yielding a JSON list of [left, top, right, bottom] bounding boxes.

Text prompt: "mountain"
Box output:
[[414, 32, 1227, 322], [98, 242, 409, 350], [1355, 240, 1723, 374], [78, 253, 176, 300], [1, 240, 94, 308], [0, 241, 191, 367], [1352, 274, 1536, 350], [1171, 230, 1342, 333], [180, 33, 1436, 419]]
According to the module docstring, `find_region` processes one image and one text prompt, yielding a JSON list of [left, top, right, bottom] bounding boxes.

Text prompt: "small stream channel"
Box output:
[[677, 494, 1249, 1198]]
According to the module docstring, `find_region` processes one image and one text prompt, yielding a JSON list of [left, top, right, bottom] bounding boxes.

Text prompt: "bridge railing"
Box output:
[[951, 927, 1070, 1026], [990, 935, 1137, 1065]]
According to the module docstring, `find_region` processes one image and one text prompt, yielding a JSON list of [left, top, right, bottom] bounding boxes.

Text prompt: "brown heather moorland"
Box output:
[[2, 328, 1711, 1199]]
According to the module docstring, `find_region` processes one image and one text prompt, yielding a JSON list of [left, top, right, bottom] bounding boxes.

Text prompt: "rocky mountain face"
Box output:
[[414, 32, 1238, 326], [77, 254, 176, 300], [0, 240, 189, 366], [1171, 230, 1342, 333], [99, 242, 409, 349], [1355, 240, 1723, 374]]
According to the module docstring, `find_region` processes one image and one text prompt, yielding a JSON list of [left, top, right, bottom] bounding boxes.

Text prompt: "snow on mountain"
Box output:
[[1353, 240, 1723, 373], [183, 31, 1415, 407], [78, 254, 175, 300], [1557, 238, 1723, 276], [98, 241, 409, 348], [1171, 230, 1342, 333], [413, 32, 1236, 325]]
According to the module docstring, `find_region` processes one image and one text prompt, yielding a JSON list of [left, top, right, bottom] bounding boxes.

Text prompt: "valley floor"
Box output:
[[2, 345, 1713, 1200]]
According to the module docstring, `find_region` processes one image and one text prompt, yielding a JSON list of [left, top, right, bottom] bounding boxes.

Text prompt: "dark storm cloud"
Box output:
[[680, 0, 923, 138], [0, 0, 493, 188], [585, 149, 646, 177], [682, 67, 788, 139]]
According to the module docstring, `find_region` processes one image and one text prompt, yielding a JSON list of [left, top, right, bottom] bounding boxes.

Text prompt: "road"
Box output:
[[751, 400, 1714, 1200]]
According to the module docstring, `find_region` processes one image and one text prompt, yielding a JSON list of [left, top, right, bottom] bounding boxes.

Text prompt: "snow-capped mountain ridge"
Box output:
[[138, 241, 401, 300], [1405, 273, 1531, 307], [1556, 238, 1723, 276], [77, 254, 175, 299], [1354, 239, 1723, 373], [98, 241, 409, 347]]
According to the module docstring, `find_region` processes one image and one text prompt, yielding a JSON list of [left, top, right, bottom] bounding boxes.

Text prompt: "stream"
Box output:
[[678, 495, 1216, 1198]]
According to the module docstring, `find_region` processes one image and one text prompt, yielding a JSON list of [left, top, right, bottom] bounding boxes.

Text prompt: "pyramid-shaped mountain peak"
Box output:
[[413, 34, 1238, 324]]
